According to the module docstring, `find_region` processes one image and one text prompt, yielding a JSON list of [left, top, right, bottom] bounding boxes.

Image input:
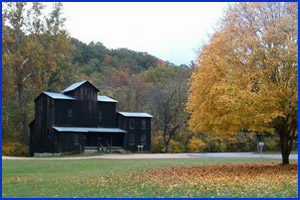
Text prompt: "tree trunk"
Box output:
[[279, 132, 291, 165], [163, 132, 170, 153], [184, 133, 192, 151], [165, 143, 169, 153], [17, 83, 29, 145], [163, 124, 169, 153], [282, 152, 289, 165], [276, 115, 298, 165]]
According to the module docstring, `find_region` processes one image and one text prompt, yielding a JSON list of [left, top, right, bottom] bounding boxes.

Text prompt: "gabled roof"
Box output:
[[42, 92, 75, 100], [118, 111, 153, 118], [53, 126, 126, 133], [62, 80, 99, 93], [97, 95, 118, 103]]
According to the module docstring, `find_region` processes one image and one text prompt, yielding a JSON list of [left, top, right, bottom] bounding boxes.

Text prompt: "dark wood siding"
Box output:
[[57, 131, 85, 153], [62, 83, 99, 127], [30, 94, 57, 154], [64, 82, 98, 101], [54, 100, 76, 126], [54, 100, 117, 128], [117, 114, 151, 151], [98, 102, 116, 127], [54, 99, 98, 127]]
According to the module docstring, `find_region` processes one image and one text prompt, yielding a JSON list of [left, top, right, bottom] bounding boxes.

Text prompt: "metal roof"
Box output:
[[53, 126, 126, 133], [62, 80, 87, 93], [97, 95, 118, 103], [43, 92, 75, 100], [118, 112, 153, 118]]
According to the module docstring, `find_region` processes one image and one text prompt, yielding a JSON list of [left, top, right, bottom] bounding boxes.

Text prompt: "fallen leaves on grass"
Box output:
[[128, 162, 298, 195], [4, 162, 298, 197]]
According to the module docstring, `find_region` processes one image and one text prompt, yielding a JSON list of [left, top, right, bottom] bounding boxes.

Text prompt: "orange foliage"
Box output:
[[128, 163, 298, 197]]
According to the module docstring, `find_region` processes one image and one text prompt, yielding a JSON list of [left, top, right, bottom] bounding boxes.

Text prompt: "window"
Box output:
[[73, 134, 79, 143], [129, 119, 135, 129], [68, 108, 73, 118], [141, 133, 147, 145], [129, 133, 135, 145], [98, 111, 103, 122], [141, 119, 146, 130]]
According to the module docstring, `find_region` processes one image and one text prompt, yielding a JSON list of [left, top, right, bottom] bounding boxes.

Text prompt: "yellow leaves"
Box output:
[[187, 2, 298, 139], [187, 138, 206, 152]]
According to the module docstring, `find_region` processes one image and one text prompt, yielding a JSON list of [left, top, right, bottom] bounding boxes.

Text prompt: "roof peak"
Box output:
[[62, 80, 99, 93]]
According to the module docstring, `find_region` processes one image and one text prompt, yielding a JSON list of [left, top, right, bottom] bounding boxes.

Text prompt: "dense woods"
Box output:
[[2, 2, 297, 158]]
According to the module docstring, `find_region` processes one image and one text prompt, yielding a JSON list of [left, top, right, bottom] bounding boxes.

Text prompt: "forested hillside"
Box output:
[[70, 38, 160, 74], [2, 3, 192, 155]]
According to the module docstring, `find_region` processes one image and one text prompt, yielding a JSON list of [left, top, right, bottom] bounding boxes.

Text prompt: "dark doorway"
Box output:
[[84, 133, 124, 147], [85, 134, 98, 146]]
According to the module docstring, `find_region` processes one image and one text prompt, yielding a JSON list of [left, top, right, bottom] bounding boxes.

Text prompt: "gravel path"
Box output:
[[2, 152, 298, 160]]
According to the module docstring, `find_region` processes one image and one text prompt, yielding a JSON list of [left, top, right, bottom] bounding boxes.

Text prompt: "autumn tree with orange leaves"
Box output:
[[187, 2, 298, 164]]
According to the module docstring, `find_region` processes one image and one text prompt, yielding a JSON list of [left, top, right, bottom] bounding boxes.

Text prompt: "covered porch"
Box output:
[[53, 126, 127, 153]]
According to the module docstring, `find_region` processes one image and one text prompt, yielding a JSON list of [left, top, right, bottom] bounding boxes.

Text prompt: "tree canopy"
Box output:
[[2, 2, 74, 144], [187, 2, 298, 164]]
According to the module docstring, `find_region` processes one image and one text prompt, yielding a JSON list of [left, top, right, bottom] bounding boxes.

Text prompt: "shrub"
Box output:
[[204, 139, 219, 152], [188, 138, 206, 153], [265, 137, 279, 151], [151, 132, 165, 153], [2, 141, 29, 156], [169, 140, 185, 153]]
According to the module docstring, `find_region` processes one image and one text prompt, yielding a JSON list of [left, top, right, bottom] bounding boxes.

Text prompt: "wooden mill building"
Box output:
[[29, 80, 152, 156]]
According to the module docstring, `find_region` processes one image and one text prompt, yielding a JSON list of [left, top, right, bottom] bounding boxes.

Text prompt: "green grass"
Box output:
[[2, 158, 297, 198], [254, 150, 298, 154]]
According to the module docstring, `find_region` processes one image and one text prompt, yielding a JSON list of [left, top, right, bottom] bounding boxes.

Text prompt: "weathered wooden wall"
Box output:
[[30, 94, 57, 154], [64, 82, 98, 101], [98, 102, 116, 128], [117, 114, 151, 151]]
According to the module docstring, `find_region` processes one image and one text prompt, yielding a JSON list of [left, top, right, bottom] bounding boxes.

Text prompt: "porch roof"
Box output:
[[118, 111, 153, 118], [53, 126, 126, 133]]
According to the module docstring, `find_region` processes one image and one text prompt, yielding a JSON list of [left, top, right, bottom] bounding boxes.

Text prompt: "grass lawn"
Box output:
[[255, 150, 298, 154], [2, 158, 298, 198]]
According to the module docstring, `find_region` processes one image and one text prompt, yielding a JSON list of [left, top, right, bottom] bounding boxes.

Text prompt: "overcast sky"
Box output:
[[56, 2, 229, 65]]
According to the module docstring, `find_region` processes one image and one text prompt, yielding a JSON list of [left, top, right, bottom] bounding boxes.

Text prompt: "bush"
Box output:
[[2, 141, 29, 156], [204, 139, 219, 152], [265, 137, 279, 151], [188, 138, 206, 153], [151, 132, 165, 153], [169, 140, 185, 153]]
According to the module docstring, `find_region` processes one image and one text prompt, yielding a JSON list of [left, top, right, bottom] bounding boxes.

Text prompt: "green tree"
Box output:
[[2, 3, 73, 144]]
